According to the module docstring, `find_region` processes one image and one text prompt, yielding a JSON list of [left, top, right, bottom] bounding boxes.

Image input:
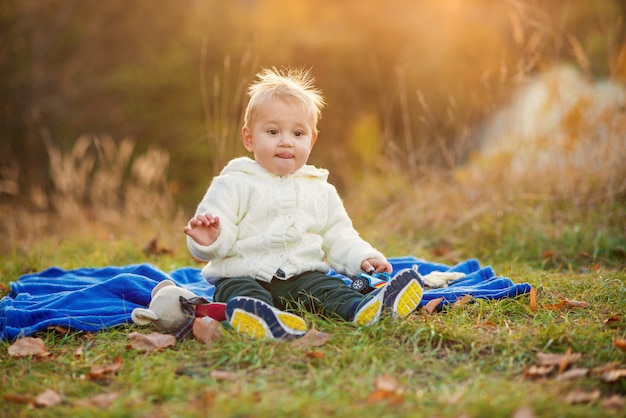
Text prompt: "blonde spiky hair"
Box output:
[[243, 67, 325, 132]]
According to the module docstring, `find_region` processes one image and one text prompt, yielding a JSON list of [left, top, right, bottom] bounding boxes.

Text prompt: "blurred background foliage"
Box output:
[[1, 0, 625, 263]]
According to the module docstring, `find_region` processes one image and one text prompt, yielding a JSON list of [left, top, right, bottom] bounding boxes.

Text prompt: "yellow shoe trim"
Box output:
[[277, 313, 307, 332], [230, 310, 267, 339], [355, 300, 382, 326], [395, 281, 424, 318]]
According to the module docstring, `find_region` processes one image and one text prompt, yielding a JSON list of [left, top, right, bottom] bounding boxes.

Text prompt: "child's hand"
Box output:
[[361, 258, 393, 274], [183, 213, 221, 246]]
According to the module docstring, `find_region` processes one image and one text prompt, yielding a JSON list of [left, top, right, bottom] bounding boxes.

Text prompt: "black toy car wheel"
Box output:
[[350, 278, 369, 293]]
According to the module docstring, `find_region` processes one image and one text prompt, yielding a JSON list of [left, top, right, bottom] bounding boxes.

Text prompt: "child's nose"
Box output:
[[279, 134, 293, 146]]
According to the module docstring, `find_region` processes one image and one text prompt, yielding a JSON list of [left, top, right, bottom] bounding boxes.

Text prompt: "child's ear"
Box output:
[[242, 126, 254, 152], [310, 132, 318, 149]]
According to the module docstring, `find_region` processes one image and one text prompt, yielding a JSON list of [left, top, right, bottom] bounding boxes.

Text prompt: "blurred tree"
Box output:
[[1, 0, 623, 209]]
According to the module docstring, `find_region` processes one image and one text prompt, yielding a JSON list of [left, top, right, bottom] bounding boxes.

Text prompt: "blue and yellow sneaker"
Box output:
[[352, 268, 424, 326], [383, 268, 424, 318], [225, 297, 307, 340]]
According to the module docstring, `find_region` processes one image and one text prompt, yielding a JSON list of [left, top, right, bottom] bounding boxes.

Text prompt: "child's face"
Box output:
[[242, 97, 317, 176]]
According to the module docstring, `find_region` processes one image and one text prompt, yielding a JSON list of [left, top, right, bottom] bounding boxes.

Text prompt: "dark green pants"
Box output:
[[213, 271, 364, 321]]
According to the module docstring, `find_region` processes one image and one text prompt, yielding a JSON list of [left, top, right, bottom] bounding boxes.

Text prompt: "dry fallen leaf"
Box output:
[[305, 351, 325, 359], [452, 294, 473, 308], [604, 314, 621, 326], [75, 392, 120, 409], [128, 331, 176, 352], [210, 370, 239, 381], [8, 337, 50, 358], [536, 351, 581, 368], [512, 406, 535, 418], [366, 374, 404, 405], [545, 299, 589, 310], [565, 299, 589, 308], [86, 355, 123, 381], [558, 348, 574, 373], [564, 388, 601, 404], [556, 368, 589, 381], [544, 300, 568, 310], [34, 389, 62, 408], [524, 364, 555, 379], [474, 320, 498, 332], [529, 287, 537, 312], [421, 297, 444, 314], [614, 338, 626, 352], [47, 326, 70, 334], [601, 394, 625, 410], [375, 374, 403, 392], [290, 327, 332, 350], [74, 346, 84, 359], [188, 389, 216, 410], [602, 314, 622, 327], [3, 393, 31, 405], [600, 369, 626, 382], [192, 317, 222, 344]]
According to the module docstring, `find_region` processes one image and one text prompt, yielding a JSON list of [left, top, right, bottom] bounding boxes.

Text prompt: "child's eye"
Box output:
[[294, 131, 304, 137], [268, 129, 278, 135]]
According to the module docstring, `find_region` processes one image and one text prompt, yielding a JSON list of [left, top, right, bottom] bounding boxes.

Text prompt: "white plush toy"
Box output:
[[131, 280, 198, 333], [422, 271, 466, 288]]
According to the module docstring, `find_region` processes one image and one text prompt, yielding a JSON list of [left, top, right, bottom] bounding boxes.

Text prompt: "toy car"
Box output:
[[349, 271, 392, 294]]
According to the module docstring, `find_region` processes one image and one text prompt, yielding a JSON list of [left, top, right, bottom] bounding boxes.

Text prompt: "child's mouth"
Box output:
[[277, 152, 293, 159]]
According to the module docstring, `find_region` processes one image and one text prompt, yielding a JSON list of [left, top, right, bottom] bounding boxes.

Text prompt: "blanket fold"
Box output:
[[0, 257, 532, 341]]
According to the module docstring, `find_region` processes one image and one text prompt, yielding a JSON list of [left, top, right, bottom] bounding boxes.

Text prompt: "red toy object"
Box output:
[[132, 280, 226, 332], [195, 302, 226, 322]]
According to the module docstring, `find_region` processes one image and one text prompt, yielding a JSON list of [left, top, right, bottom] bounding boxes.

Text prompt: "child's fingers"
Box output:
[[195, 213, 220, 226], [361, 259, 374, 273]]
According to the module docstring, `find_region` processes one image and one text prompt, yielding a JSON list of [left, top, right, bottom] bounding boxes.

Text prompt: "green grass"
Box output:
[[1, 237, 625, 417]]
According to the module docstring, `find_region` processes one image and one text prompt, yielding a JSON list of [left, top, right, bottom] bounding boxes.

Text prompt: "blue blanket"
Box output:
[[0, 257, 532, 341]]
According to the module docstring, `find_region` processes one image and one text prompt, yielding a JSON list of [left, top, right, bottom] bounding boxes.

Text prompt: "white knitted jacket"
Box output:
[[187, 157, 386, 284]]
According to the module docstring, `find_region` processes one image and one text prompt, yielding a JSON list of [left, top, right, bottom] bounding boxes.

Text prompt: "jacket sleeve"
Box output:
[[186, 174, 242, 262], [320, 184, 386, 276]]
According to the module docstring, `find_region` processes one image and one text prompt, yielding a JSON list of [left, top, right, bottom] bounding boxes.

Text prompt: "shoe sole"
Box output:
[[384, 269, 424, 318], [226, 297, 307, 340], [353, 297, 383, 326]]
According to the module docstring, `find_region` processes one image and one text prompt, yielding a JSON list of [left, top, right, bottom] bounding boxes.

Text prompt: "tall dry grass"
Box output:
[[2, 3, 624, 265], [337, 2, 626, 265], [2, 62, 624, 266], [344, 64, 625, 265], [0, 135, 183, 253]]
